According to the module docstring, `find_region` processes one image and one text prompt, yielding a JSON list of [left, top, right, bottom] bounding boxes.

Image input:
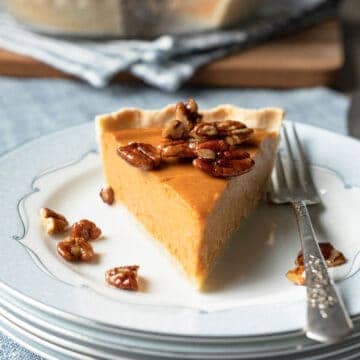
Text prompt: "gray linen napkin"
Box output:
[[0, 0, 339, 91]]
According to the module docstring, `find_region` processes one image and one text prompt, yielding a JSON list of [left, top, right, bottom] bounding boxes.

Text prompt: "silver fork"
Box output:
[[268, 123, 353, 343]]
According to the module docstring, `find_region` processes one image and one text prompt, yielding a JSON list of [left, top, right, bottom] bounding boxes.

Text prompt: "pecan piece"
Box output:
[[185, 98, 199, 115], [117, 142, 161, 170], [286, 266, 306, 286], [105, 265, 139, 291], [160, 140, 197, 159], [162, 119, 188, 140], [57, 237, 95, 262], [100, 186, 114, 205], [70, 219, 101, 241], [40, 207, 68, 235], [286, 242, 346, 286], [174, 99, 201, 131], [296, 242, 346, 268]]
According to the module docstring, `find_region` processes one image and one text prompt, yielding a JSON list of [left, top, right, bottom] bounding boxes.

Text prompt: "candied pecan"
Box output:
[[70, 219, 101, 241], [185, 98, 199, 115], [100, 186, 114, 205], [105, 265, 139, 291], [174, 99, 201, 131], [193, 143, 254, 178], [160, 140, 197, 159], [194, 157, 254, 178], [286, 266, 306, 286], [117, 142, 161, 170], [57, 237, 95, 262], [162, 119, 188, 140], [40, 207, 68, 235], [286, 242, 346, 286], [190, 120, 253, 145], [296, 242, 346, 268]]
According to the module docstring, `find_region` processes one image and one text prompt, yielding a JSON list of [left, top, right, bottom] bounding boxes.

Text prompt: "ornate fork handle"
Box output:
[[292, 200, 353, 343]]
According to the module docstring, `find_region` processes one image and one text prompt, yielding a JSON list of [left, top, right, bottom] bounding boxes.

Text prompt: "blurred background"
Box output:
[[0, 1, 358, 106], [0, 0, 359, 90]]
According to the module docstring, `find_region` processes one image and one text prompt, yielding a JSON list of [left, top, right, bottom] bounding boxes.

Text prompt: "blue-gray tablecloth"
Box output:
[[0, 78, 350, 359]]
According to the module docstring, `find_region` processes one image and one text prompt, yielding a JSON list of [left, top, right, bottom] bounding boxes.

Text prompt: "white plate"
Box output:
[[0, 121, 360, 337], [0, 310, 90, 360], [2, 287, 360, 360]]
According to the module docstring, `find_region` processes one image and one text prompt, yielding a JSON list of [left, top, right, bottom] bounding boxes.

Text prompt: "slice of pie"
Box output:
[[96, 101, 284, 289]]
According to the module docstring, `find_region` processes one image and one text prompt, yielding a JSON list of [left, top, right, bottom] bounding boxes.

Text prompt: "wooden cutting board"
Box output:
[[0, 20, 343, 88]]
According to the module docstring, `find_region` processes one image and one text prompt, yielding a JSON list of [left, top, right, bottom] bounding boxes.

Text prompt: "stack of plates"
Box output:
[[1, 121, 360, 359]]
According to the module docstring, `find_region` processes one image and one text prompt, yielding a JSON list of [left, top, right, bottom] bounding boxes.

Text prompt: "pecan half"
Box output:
[[117, 142, 161, 170], [105, 265, 139, 291], [286, 242, 346, 286], [190, 120, 253, 145], [57, 237, 95, 262], [100, 186, 114, 205], [40, 207, 68, 235], [194, 157, 254, 178], [193, 143, 254, 178], [70, 219, 101, 241], [162, 119, 188, 140], [160, 140, 197, 159]]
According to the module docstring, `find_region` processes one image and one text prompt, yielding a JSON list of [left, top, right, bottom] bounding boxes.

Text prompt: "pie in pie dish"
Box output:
[[96, 100, 284, 289]]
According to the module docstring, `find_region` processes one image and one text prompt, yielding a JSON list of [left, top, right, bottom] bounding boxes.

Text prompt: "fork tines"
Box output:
[[270, 123, 320, 205]]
